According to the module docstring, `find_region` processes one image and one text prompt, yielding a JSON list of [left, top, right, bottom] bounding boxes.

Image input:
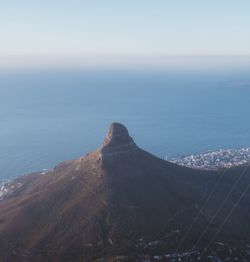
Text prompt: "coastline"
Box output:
[[2, 147, 250, 200]]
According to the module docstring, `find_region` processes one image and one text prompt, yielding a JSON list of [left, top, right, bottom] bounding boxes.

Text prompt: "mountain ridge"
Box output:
[[0, 123, 250, 261]]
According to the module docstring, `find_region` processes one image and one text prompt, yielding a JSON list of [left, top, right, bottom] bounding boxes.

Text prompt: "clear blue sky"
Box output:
[[1, 1, 250, 65]]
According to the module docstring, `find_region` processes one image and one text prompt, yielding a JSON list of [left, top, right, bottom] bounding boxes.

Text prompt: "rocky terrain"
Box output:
[[0, 123, 250, 262]]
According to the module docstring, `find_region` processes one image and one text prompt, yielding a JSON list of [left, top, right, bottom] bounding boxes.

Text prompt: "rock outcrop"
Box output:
[[99, 122, 138, 162]]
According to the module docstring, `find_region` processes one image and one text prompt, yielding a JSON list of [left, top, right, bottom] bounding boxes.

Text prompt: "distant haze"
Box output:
[[1, 1, 250, 68], [0, 55, 250, 71]]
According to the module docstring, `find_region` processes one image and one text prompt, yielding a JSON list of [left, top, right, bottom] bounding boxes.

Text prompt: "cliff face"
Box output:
[[0, 123, 250, 261], [99, 122, 138, 163]]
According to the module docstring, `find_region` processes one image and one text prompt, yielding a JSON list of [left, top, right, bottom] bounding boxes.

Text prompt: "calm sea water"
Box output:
[[1, 68, 250, 180]]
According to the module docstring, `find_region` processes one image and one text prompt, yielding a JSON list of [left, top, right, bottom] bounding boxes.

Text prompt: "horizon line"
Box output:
[[0, 54, 250, 71]]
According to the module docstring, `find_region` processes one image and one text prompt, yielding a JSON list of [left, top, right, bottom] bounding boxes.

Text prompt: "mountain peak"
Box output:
[[100, 123, 137, 158], [103, 123, 131, 145]]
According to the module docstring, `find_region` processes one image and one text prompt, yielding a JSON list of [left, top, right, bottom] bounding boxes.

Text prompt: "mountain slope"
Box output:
[[0, 123, 249, 261]]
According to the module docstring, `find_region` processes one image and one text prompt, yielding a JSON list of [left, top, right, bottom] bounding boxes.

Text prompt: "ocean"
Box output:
[[1, 66, 250, 181]]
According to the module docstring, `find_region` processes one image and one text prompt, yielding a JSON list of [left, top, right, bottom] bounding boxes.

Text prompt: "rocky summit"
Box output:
[[100, 122, 138, 161], [0, 123, 250, 262]]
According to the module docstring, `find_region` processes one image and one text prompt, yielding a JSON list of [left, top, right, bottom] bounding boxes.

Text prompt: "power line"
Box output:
[[201, 177, 250, 259], [192, 164, 249, 251], [177, 168, 227, 251]]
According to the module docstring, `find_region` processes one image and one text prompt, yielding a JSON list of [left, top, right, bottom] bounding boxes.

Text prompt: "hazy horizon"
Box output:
[[1, 1, 250, 67], [1, 55, 250, 71]]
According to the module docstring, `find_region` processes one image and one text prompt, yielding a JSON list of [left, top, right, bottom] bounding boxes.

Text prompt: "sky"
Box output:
[[1, 1, 250, 68]]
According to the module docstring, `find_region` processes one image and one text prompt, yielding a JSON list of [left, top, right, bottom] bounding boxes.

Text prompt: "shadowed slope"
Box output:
[[0, 123, 250, 261]]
